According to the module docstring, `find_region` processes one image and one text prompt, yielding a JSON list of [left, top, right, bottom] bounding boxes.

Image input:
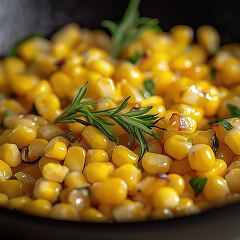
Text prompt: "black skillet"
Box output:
[[0, 0, 240, 239]]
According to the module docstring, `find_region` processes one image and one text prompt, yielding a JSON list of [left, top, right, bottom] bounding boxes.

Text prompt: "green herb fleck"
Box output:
[[227, 104, 240, 118], [127, 52, 145, 64], [144, 79, 155, 95], [134, 163, 140, 169], [187, 138, 193, 143], [189, 177, 207, 196], [218, 119, 234, 130], [62, 130, 76, 142]]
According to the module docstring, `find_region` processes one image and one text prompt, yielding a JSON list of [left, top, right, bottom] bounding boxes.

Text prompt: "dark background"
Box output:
[[0, 0, 240, 54]]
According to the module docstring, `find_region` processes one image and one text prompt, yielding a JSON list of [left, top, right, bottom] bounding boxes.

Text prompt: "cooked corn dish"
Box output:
[[1, 0, 240, 222]]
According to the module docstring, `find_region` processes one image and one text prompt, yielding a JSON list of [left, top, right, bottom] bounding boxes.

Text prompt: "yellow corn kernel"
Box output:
[[26, 80, 52, 103], [2, 180, 24, 198], [228, 160, 240, 172], [114, 164, 142, 192], [0, 143, 21, 167], [170, 25, 193, 45], [141, 152, 171, 174], [188, 144, 215, 172], [86, 149, 109, 165], [197, 25, 220, 54], [34, 93, 60, 121], [8, 125, 38, 148], [224, 128, 240, 155], [193, 129, 215, 145], [169, 158, 192, 175], [86, 58, 114, 77], [42, 163, 69, 183], [153, 69, 175, 94], [22, 199, 52, 217], [81, 207, 107, 222], [7, 196, 31, 210], [28, 138, 48, 162], [112, 145, 139, 167], [167, 174, 185, 195], [112, 201, 146, 222], [64, 146, 86, 172], [38, 157, 59, 171], [196, 159, 227, 178], [52, 23, 81, 47], [37, 124, 64, 141], [51, 42, 70, 58], [225, 169, 240, 193], [64, 172, 89, 189], [81, 126, 109, 150], [67, 117, 86, 135], [3, 57, 26, 75], [83, 162, 114, 183], [0, 99, 26, 115], [114, 62, 143, 88], [141, 96, 164, 107], [153, 187, 180, 209], [171, 55, 193, 72], [119, 79, 143, 104], [203, 176, 229, 202], [10, 74, 36, 96], [164, 135, 192, 160], [174, 198, 195, 216], [93, 178, 128, 205], [0, 129, 11, 145], [50, 71, 74, 99], [44, 140, 67, 161], [173, 104, 204, 123], [0, 193, 8, 206], [137, 176, 168, 197], [33, 178, 62, 203], [0, 160, 12, 182], [150, 208, 174, 220], [50, 203, 79, 221], [184, 63, 210, 80]]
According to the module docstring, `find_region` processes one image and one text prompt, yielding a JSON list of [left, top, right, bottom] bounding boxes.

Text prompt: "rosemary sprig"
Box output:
[[55, 83, 160, 158], [102, 0, 161, 57]]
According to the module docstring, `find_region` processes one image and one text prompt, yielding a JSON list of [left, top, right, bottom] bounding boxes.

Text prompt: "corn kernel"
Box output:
[[0, 193, 8, 206], [86, 149, 109, 165], [188, 144, 215, 172], [153, 187, 180, 209], [167, 174, 185, 195], [42, 163, 69, 183], [83, 162, 114, 183], [64, 146, 86, 172], [164, 135, 192, 160], [7, 196, 31, 210], [224, 128, 240, 155], [33, 178, 62, 203], [50, 203, 79, 221], [112, 145, 139, 167], [203, 176, 229, 202], [0, 143, 21, 167], [81, 207, 107, 222], [114, 164, 142, 192], [64, 172, 89, 189], [0, 160, 12, 182], [141, 152, 171, 174], [93, 178, 128, 205], [81, 126, 109, 150], [2, 180, 24, 198], [28, 138, 48, 162], [225, 169, 240, 193], [44, 140, 67, 161]]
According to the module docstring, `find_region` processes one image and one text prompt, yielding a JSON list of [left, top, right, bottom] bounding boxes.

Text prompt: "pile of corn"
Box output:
[[0, 23, 240, 222]]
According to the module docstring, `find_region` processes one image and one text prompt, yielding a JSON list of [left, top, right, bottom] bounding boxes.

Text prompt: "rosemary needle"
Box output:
[[55, 83, 161, 159]]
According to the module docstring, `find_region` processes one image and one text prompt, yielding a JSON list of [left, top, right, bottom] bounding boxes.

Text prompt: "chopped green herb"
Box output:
[[103, 97, 111, 102], [227, 104, 240, 118], [62, 130, 76, 142], [211, 134, 219, 156], [102, 0, 161, 57], [187, 138, 193, 143], [189, 177, 207, 196], [9, 33, 43, 57], [218, 119, 234, 130], [127, 52, 145, 64], [144, 79, 155, 95], [134, 163, 140, 169]]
